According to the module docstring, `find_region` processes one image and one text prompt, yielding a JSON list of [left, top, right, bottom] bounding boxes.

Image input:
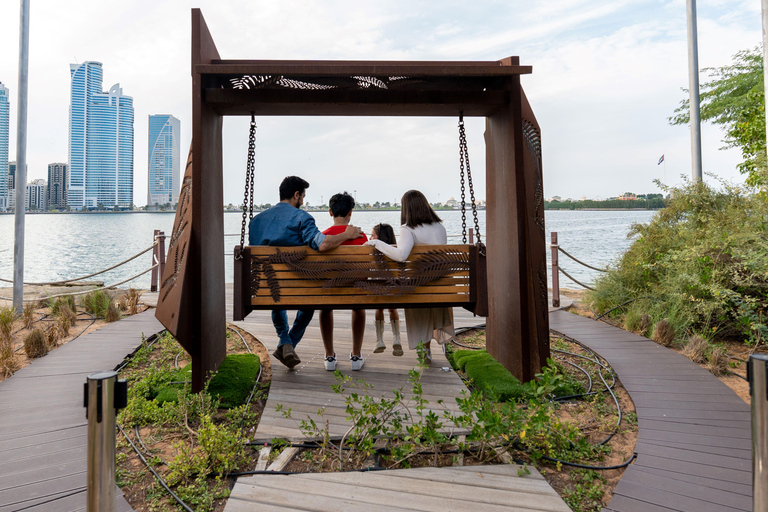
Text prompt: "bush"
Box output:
[[83, 289, 112, 317], [24, 328, 48, 358], [0, 307, 16, 343], [588, 178, 768, 345], [106, 302, 120, 323], [652, 319, 675, 347], [48, 295, 76, 316]]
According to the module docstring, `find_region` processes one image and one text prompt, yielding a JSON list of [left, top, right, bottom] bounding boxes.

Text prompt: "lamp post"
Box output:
[[13, 0, 30, 314], [686, 0, 703, 182]]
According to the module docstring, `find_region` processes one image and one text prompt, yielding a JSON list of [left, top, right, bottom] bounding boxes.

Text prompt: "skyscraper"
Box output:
[[68, 62, 134, 209], [0, 83, 9, 210], [26, 179, 47, 211], [147, 114, 180, 207], [47, 163, 68, 209]]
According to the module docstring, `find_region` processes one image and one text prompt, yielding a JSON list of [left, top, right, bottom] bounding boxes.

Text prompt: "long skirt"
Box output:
[[403, 307, 455, 350]]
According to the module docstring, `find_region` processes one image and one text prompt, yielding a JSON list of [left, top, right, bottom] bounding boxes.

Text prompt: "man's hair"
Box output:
[[279, 176, 310, 201], [401, 189, 442, 228], [328, 191, 355, 218]]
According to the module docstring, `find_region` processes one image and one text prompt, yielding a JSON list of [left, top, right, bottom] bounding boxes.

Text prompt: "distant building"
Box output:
[[549, 196, 562, 202], [147, 114, 180, 207], [26, 179, 47, 211], [68, 61, 134, 210], [618, 192, 637, 201], [47, 163, 68, 209], [0, 83, 8, 210], [7, 161, 26, 210]]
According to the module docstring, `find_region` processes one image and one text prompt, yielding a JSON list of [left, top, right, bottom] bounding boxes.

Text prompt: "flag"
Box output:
[[657, 154, 664, 165]]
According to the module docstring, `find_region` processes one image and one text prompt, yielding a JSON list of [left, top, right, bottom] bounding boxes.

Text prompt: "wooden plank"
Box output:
[[254, 285, 470, 296], [612, 480, 747, 512], [266, 447, 300, 471], [252, 294, 469, 307], [257, 276, 470, 287]]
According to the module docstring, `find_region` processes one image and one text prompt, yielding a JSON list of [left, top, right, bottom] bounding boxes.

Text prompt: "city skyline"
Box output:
[[147, 114, 180, 207]]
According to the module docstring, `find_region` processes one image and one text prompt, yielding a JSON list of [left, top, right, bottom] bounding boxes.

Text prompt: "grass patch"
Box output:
[[83, 289, 112, 317]]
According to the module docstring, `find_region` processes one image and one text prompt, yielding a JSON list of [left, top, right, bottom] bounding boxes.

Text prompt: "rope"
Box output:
[[0, 265, 158, 302], [558, 247, 607, 272], [558, 266, 595, 291], [0, 242, 158, 286]]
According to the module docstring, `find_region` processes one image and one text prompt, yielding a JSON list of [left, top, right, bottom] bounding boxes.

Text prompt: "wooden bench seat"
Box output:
[[233, 244, 486, 320]]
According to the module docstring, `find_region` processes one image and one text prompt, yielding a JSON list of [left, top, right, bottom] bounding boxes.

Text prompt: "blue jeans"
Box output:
[[272, 309, 314, 348]]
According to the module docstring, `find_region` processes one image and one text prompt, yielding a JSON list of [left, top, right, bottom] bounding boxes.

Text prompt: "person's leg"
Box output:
[[350, 309, 366, 370], [389, 309, 403, 356], [351, 309, 365, 357], [271, 310, 300, 368], [374, 309, 386, 353], [288, 308, 315, 347], [319, 310, 335, 358]]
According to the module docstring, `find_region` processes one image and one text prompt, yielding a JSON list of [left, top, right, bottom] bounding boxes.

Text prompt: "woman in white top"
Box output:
[[364, 190, 455, 362]]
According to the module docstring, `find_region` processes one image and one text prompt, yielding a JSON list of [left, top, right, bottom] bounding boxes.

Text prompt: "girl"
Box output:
[[370, 223, 403, 356], [365, 191, 455, 363]]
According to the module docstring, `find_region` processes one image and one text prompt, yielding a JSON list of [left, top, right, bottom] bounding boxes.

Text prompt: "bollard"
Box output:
[[84, 371, 127, 512], [150, 229, 160, 292], [157, 231, 166, 283], [748, 354, 768, 511], [468, 228, 474, 245], [551, 232, 560, 308]]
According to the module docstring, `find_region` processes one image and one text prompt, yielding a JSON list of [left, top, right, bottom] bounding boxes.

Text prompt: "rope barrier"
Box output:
[[0, 242, 158, 286], [558, 247, 607, 272], [558, 266, 595, 291], [0, 264, 158, 303]]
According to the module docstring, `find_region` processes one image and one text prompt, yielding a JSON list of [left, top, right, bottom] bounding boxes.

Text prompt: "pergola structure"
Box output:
[[156, 9, 550, 391]]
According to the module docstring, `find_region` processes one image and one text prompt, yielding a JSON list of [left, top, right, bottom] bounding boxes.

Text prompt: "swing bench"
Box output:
[[232, 114, 488, 322]]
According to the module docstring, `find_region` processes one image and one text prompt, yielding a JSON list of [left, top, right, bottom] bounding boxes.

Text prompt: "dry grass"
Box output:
[[639, 314, 652, 333], [24, 328, 48, 358], [106, 302, 120, 323], [0, 341, 20, 378], [682, 335, 709, 363], [57, 312, 72, 337], [0, 307, 16, 343], [22, 303, 37, 329], [46, 324, 62, 347], [652, 319, 675, 347], [127, 288, 142, 315], [706, 345, 729, 376]]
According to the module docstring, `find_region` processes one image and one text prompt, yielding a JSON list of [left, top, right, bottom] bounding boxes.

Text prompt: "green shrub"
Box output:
[[48, 295, 76, 316], [83, 289, 112, 317], [0, 307, 16, 343], [588, 178, 768, 345]]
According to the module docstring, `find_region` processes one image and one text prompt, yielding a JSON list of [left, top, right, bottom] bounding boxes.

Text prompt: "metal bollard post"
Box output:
[[150, 229, 160, 292], [84, 371, 127, 512], [551, 232, 560, 308], [157, 231, 166, 283], [748, 354, 768, 511]]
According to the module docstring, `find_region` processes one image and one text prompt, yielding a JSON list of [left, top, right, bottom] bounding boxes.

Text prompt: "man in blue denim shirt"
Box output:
[[249, 176, 363, 369]]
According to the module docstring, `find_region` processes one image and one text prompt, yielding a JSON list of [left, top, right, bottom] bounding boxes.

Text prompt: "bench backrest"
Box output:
[[233, 244, 486, 320]]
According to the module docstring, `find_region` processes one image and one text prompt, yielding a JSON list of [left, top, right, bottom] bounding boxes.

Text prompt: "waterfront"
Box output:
[[0, 209, 655, 291]]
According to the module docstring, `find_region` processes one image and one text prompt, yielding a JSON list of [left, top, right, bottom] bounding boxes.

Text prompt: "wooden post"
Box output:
[[150, 229, 159, 292], [469, 228, 474, 245], [158, 231, 166, 287], [551, 232, 559, 308]]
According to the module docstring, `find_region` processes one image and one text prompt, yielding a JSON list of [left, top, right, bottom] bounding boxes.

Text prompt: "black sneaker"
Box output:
[[273, 344, 300, 369]]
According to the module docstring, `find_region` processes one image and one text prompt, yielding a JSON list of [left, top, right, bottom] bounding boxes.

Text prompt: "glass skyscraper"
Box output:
[[68, 62, 134, 209], [147, 114, 180, 206], [0, 83, 9, 210]]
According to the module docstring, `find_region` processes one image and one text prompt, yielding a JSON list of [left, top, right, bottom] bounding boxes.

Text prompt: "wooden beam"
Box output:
[[195, 62, 532, 77]]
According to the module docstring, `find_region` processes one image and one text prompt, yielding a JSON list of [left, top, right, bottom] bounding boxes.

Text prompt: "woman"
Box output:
[[364, 190, 455, 362]]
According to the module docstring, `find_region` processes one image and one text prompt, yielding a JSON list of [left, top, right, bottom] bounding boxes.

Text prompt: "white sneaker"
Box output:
[[350, 353, 365, 371], [324, 354, 338, 371]]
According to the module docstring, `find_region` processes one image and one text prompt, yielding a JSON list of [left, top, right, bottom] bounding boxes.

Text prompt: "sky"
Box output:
[[0, 0, 762, 206]]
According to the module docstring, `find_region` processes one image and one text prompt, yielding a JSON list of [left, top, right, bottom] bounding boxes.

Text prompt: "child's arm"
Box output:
[[365, 227, 413, 261]]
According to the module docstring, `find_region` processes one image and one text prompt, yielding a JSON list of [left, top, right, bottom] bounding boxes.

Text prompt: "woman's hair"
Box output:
[[400, 190, 441, 228], [372, 223, 396, 245]]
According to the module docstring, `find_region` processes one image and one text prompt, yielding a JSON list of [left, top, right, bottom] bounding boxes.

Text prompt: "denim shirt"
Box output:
[[248, 202, 326, 250]]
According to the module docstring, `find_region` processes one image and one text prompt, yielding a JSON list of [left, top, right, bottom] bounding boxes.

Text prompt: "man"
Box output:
[[249, 176, 363, 369], [319, 192, 368, 371]]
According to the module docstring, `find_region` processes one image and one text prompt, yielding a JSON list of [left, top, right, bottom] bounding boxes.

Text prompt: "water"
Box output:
[[0, 209, 656, 290]]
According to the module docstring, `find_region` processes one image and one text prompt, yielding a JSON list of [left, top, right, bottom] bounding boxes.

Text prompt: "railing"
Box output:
[[549, 231, 608, 306]]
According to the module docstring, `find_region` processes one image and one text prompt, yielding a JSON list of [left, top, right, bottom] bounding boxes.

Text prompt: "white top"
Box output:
[[364, 222, 448, 261]]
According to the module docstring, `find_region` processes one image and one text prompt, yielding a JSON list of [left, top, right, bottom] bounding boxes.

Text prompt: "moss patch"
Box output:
[[154, 353, 260, 409]]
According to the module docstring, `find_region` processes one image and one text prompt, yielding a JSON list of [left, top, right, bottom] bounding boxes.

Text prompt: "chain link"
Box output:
[[239, 114, 257, 255], [458, 113, 482, 250]]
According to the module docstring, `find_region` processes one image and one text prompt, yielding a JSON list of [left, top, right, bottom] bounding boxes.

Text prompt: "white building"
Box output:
[[26, 179, 47, 211]]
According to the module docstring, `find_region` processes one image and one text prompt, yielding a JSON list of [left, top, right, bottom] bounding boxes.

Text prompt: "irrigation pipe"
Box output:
[[0, 265, 158, 302], [594, 296, 661, 321], [557, 247, 608, 272], [558, 266, 595, 291], [540, 452, 636, 470], [0, 242, 157, 286]]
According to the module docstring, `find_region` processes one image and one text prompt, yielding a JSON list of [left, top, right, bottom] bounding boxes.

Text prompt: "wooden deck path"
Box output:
[[0, 310, 163, 512], [549, 310, 752, 512]]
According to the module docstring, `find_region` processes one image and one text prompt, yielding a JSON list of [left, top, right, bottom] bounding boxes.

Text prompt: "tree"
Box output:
[[670, 47, 766, 186]]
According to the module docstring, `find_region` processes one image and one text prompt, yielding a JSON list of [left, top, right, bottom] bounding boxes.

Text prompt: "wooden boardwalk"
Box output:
[[550, 310, 752, 512], [228, 464, 571, 512], [0, 310, 163, 512]]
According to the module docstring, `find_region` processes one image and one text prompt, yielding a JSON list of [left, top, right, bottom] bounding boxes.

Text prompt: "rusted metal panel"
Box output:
[[155, 149, 195, 353]]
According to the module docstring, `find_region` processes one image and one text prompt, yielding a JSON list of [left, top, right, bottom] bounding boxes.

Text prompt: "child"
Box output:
[[370, 223, 403, 356]]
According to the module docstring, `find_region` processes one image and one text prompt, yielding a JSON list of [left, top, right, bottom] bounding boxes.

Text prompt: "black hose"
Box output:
[[541, 452, 636, 470]]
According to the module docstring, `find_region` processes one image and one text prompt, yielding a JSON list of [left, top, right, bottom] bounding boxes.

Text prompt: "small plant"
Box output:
[[706, 344, 729, 376], [105, 302, 120, 323], [0, 340, 20, 378], [0, 307, 16, 343], [682, 334, 709, 363], [57, 312, 72, 337], [639, 314, 652, 334], [562, 469, 607, 512], [22, 303, 36, 330], [83, 289, 112, 317], [652, 319, 675, 347], [45, 324, 61, 347], [48, 295, 76, 316], [23, 328, 48, 358]]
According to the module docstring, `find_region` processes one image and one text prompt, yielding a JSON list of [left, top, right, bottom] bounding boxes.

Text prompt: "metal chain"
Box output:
[[239, 114, 257, 253], [458, 114, 467, 244], [458, 113, 483, 250]]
